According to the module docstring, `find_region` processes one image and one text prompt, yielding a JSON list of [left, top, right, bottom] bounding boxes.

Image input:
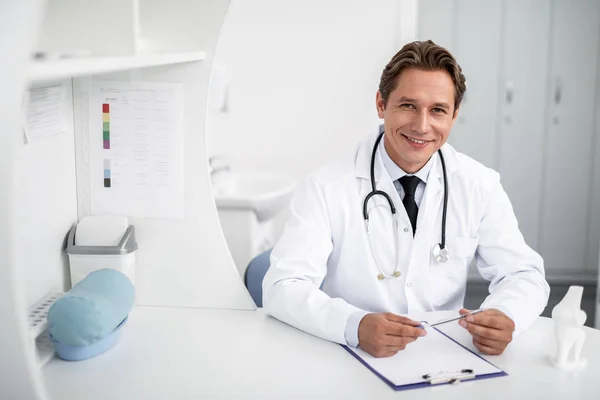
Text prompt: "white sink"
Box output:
[[212, 172, 297, 221]]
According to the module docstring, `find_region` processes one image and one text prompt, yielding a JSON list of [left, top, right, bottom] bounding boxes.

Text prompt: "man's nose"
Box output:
[[411, 110, 430, 134]]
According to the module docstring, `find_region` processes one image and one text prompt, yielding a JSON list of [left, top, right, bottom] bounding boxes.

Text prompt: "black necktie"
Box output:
[[399, 176, 421, 236]]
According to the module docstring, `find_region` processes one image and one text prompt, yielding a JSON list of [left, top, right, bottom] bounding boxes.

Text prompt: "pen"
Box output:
[[425, 309, 485, 328]]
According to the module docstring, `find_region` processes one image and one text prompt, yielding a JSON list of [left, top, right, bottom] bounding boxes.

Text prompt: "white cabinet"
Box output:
[[540, 0, 600, 275], [417, 0, 454, 51], [498, 0, 552, 252], [452, 0, 503, 170], [418, 0, 600, 276], [417, 0, 503, 169]]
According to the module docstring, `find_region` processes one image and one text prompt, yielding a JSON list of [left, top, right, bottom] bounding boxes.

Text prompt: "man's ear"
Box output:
[[376, 91, 386, 119], [452, 107, 460, 121]]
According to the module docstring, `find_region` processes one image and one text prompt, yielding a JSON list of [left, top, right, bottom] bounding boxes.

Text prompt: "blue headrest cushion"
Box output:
[[48, 269, 135, 346]]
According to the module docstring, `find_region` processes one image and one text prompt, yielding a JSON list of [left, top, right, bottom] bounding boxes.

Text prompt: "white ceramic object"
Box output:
[[550, 285, 587, 370], [212, 172, 296, 222]]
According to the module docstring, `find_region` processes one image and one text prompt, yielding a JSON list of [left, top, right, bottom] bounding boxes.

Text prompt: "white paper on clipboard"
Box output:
[[344, 326, 505, 389]]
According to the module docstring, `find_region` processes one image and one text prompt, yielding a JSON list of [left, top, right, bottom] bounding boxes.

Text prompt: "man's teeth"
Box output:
[[406, 136, 427, 144]]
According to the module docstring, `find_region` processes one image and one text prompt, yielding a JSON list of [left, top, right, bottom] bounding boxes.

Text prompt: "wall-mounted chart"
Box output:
[[85, 81, 184, 219]]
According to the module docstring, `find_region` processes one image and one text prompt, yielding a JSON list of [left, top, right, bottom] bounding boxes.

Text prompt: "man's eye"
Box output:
[[400, 104, 415, 110], [432, 108, 446, 114]]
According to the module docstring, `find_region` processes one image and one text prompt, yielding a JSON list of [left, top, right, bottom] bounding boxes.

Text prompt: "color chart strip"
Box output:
[[102, 103, 110, 149], [103, 159, 111, 188]]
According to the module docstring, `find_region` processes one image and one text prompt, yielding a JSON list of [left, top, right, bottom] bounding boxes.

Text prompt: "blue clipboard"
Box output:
[[341, 324, 508, 391]]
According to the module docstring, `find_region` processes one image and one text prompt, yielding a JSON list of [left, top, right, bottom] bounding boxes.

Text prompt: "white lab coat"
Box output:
[[263, 130, 550, 345]]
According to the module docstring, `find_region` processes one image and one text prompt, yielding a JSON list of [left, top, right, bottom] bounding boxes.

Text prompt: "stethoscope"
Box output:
[[363, 131, 449, 280]]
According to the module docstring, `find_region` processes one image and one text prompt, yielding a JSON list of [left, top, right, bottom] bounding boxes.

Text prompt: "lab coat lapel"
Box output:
[[417, 144, 459, 241], [355, 131, 411, 273], [408, 153, 443, 276], [417, 153, 443, 240], [355, 131, 410, 227], [378, 167, 407, 225], [355, 129, 384, 183]]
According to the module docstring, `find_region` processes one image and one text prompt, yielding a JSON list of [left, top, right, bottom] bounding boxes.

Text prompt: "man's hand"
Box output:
[[459, 308, 515, 355], [358, 313, 427, 358]]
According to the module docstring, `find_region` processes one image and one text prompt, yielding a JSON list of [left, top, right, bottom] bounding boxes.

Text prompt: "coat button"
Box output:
[[406, 283, 412, 287], [403, 227, 409, 232]]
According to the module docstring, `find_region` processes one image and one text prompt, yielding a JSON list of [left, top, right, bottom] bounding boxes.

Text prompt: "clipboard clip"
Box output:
[[422, 369, 475, 385]]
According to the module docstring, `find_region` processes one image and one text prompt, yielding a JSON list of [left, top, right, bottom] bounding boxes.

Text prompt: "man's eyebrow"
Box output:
[[397, 96, 418, 103], [396, 97, 451, 109]]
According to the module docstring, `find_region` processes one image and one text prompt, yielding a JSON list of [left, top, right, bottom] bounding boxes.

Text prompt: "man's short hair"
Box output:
[[379, 40, 467, 113]]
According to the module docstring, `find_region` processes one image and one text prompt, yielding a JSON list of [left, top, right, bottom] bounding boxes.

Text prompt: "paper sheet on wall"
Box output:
[[23, 83, 68, 142], [88, 81, 184, 219]]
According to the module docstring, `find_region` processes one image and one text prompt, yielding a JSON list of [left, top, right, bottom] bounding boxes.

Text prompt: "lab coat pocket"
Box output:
[[429, 237, 478, 308], [444, 236, 478, 267]]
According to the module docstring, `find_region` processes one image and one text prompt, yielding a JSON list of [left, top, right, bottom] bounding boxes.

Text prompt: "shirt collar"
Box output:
[[379, 134, 435, 184]]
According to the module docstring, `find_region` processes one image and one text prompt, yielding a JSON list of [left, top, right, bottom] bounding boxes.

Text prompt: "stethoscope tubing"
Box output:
[[363, 131, 449, 252]]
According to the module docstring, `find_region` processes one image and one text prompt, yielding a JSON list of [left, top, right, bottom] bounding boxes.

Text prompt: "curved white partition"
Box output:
[[65, 2, 255, 309], [1, 2, 52, 399], [1, 0, 253, 398]]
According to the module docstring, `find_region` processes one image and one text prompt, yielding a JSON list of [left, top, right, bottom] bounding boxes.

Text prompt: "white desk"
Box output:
[[44, 307, 600, 399]]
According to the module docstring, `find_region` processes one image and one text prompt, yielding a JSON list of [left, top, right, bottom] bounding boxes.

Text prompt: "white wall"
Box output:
[[17, 79, 78, 308], [207, 0, 403, 181]]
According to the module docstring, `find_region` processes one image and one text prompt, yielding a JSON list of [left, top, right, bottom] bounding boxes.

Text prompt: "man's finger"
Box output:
[[385, 343, 407, 351], [384, 313, 421, 326], [465, 322, 511, 342], [484, 308, 511, 317], [382, 335, 418, 347], [379, 350, 400, 358], [380, 334, 415, 348], [402, 335, 418, 344], [469, 314, 514, 331], [386, 321, 427, 338], [473, 338, 503, 355], [370, 347, 401, 358], [384, 336, 421, 352], [471, 332, 507, 350]]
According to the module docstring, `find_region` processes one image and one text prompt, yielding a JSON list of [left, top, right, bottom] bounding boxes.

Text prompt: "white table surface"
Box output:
[[43, 307, 600, 399]]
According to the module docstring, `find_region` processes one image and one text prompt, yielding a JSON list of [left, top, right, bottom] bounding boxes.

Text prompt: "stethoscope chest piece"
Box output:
[[432, 243, 450, 263]]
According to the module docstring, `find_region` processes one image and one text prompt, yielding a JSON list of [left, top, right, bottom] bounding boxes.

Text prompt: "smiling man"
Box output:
[[263, 40, 550, 358]]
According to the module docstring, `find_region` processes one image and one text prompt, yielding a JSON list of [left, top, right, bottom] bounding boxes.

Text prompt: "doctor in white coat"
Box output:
[[262, 40, 549, 358]]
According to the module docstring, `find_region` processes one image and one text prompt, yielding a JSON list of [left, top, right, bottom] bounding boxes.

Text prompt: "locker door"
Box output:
[[417, 0, 455, 51], [591, 40, 600, 278], [450, 0, 503, 169], [497, 0, 552, 252], [541, 0, 600, 272]]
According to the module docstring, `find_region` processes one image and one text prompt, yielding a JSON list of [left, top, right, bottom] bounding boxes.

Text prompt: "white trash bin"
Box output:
[[66, 225, 138, 288]]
